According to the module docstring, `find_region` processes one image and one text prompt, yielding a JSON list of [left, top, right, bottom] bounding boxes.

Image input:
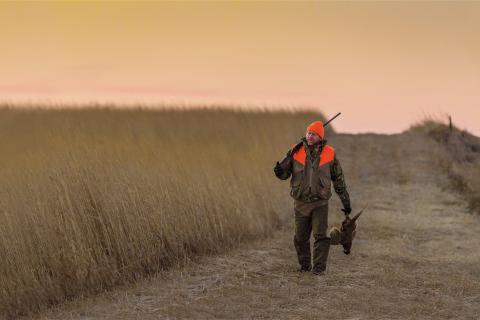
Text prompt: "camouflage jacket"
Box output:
[[275, 138, 351, 212]]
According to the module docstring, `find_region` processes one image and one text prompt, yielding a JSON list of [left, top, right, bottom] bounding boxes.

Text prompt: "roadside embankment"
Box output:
[[409, 119, 480, 215]]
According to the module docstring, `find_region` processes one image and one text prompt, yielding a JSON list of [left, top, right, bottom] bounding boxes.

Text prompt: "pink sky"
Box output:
[[0, 2, 479, 135]]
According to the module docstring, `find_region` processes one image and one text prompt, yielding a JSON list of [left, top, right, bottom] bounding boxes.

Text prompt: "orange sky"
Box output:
[[1, 2, 479, 134]]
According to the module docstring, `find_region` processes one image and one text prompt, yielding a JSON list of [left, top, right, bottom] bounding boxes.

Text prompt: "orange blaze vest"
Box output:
[[289, 143, 335, 202]]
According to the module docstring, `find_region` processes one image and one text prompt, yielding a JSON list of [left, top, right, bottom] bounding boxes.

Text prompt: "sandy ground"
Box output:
[[35, 132, 480, 320]]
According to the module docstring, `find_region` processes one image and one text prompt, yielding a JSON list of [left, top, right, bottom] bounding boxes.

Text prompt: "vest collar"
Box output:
[[302, 138, 327, 153]]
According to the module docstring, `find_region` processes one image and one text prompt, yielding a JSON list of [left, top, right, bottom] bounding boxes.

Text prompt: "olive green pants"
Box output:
[[293, 203, 330, 271]]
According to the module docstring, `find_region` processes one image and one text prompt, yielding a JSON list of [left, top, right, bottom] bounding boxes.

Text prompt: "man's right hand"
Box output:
[[274, 161, 284, 177]]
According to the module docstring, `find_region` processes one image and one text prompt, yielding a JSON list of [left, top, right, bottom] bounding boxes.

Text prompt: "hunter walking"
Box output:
[[273, 120, 351, 275]]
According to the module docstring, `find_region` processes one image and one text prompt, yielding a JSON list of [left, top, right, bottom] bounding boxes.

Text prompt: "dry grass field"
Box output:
[[34, 122, 480, 320], [0, 106, 329, 318], [2, 107, 479, 319]]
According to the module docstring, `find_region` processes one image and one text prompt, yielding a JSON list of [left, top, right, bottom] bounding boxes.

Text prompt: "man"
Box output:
[[273, 120, 351, 275]]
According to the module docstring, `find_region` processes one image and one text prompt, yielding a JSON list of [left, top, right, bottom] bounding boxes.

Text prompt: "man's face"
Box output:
[[306, 131, 321, 145]]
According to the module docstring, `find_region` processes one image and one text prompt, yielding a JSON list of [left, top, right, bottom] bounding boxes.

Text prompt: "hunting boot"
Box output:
[[298, 264, 312, 272], [311, 204, 330, 274]]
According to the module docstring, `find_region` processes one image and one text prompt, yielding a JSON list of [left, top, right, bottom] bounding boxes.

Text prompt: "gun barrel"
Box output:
[[323, 112, 341, 127]]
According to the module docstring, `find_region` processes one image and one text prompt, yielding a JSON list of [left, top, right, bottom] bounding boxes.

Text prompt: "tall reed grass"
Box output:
[[0, 106, 328, 317]]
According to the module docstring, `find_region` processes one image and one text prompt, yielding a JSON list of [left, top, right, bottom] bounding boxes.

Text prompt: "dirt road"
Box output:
[[37, 132, 480, 319]]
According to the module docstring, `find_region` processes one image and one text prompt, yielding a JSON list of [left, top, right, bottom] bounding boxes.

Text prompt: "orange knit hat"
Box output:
[[306, 121, 325, 139]]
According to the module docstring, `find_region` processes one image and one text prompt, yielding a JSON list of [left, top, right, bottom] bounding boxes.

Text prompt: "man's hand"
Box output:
[[274, 161, 284, 177], [341, 206, 352, 215]]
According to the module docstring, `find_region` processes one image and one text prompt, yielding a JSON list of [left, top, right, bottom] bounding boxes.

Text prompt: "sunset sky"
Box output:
[[1, 2, 479, 135]]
